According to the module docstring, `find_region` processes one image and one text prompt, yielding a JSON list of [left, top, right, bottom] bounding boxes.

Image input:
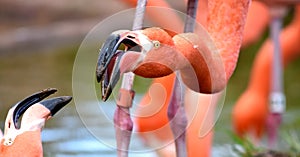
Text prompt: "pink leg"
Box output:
[[167, 0, 199, 156], [168, 77, 188, 157], [267, 6, 286, 148], [113, 0, 147, 156], [114, 106, 133, 157], [114, 89, 135, 157]]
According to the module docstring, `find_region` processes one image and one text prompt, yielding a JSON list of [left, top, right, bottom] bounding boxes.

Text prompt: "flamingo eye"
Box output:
[[152, 40, 160, 48]]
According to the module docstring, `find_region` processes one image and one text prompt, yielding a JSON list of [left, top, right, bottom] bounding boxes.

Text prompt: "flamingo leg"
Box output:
[[114, 106, 134, 157], [267, 6, 286, 148], [167, 75, 188, 157], [167, 0, 198, 156], [112, 0, 147, 156]]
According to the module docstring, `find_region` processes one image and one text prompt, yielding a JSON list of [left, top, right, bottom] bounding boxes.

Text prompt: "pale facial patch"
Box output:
[[2, 104, 50, 146]]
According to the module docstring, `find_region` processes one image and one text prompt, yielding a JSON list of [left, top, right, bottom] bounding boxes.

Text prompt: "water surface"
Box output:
[[0, 43, 299, 157]]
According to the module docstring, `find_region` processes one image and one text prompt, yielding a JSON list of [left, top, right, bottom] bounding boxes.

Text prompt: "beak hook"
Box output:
[[12, 88, 57, 129], [39, 96, 72, 116]]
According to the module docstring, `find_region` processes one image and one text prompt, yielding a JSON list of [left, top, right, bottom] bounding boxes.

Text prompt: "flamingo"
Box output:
[[0, 88, 72, 157], [122, 0, 300, 148], [116, 0, 270, 156], [107, 0, 299, 155], [122, 0, 300, 149], [96, 0, 250, 156], [233, 4, 300, 144]]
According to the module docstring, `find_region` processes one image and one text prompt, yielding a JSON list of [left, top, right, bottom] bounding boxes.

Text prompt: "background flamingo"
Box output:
[[233, 4, 300, 144]]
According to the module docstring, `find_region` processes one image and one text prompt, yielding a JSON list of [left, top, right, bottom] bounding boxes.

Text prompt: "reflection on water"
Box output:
[[0, 46, 300, 157]]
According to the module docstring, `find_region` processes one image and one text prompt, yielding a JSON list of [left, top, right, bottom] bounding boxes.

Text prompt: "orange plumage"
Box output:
[[232, 5, 300, 140]]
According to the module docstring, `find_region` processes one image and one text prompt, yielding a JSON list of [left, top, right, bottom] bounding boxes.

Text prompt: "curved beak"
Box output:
[[96, 32, 122, 83], [40, 96, 72, 116], [101, 50, 125, 101], [12, 88, 57, 129], [96, 30, 154, 101]]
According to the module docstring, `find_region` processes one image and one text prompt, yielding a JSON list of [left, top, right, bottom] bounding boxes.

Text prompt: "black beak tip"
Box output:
[[13, 88, 58, 129], [102, 88, 111, 102], [102, 96, 107, 101], [40, 96, 72, 116]]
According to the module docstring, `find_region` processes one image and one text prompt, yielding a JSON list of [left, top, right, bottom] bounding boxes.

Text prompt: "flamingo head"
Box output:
[[96, 27, 177, 101], [2, 88, 72, 146]]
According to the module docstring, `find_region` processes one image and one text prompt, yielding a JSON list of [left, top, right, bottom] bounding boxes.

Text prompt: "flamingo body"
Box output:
[[233, 90, 268, 138], [233, 5, 300, 140], [135, 74, 175, 134], [135, 74, 215, 157]]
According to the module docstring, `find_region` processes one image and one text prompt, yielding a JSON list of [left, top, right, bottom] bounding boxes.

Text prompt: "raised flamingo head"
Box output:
[[1, 88, 72, 148]]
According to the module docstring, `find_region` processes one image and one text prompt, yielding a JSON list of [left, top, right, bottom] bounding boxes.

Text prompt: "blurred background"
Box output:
[[0, 0, 299, 156]]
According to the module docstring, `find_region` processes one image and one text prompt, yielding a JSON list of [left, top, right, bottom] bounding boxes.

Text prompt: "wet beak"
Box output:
[[96, 30, 154, 101], [40, 96, 72, 116], [12, 88, 57, 129]]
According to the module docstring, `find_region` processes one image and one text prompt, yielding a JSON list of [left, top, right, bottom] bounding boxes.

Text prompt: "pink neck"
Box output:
[[0, 131, 43, 157], [207, 0, 250, 81]]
